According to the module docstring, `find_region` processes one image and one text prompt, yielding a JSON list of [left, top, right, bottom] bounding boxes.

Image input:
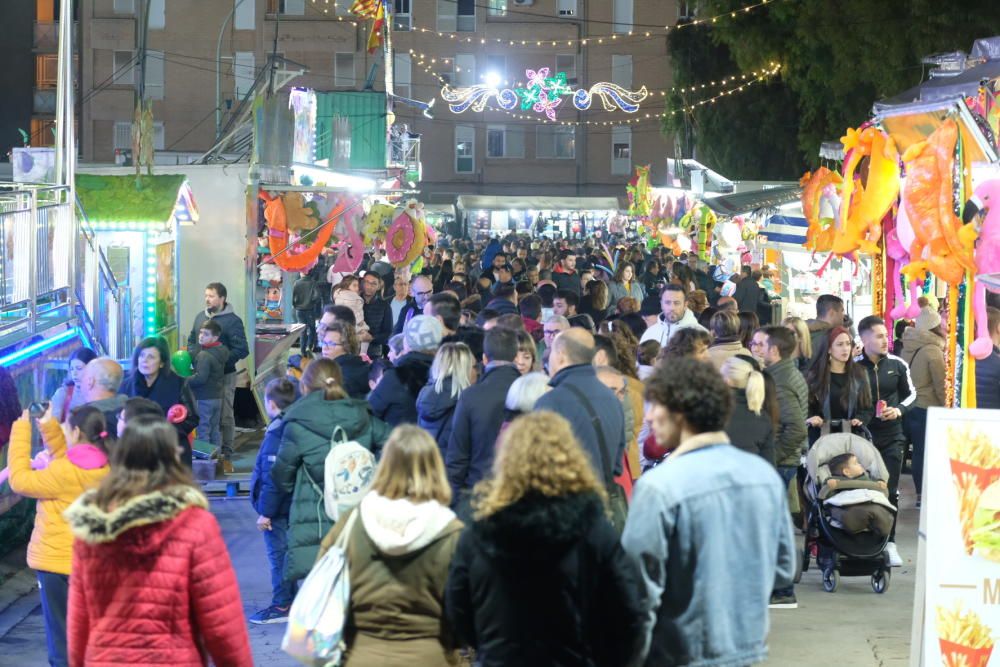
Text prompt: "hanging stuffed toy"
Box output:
[[283, 193, 321, 232], [969, 181, 1000, 359], [362, 203, 397, 247], [833, 125, 900, 257], [386, 208, 427, 267], [800, 167, 842, 254], [260, 190, 343, 272], [330, 197, 365, 274], [264, 285, 282, 319]]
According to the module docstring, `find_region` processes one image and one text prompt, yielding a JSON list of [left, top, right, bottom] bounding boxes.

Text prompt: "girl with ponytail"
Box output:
[[7, 403, 111, 666], [721, 355, 778, 465]]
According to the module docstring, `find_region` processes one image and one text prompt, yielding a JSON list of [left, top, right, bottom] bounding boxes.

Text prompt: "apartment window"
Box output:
[[454, 54, 475, 86], [113, 50, 134, 85], [281, 0, 305, 15], [487, 126, 524, 158], [234, 52, 255, 99], [394, 0, 411, 30], [334, 53, 355, 88], [611, 55, 632, 89], [457, 0, 475, 31], [485, 55, 505, 82], [148, 0, 165, 29], [613, 0, 632, 33], [678, 2, 695, 19], [536, 126, 575, 159], [488, 0, 506, 17], [235, 0, 256, 29], [113, 0, 135, 14], [144, 50, 164, 100], [36, 55, 58, 88], [114, 121, 165, 151], [456, 125, 474, 173], [394, 52, 411, 97], [438, 0, 475, 32], [555, 54, 576, 83], [557, 0, 577, 16], [611, 127, 631, 175]]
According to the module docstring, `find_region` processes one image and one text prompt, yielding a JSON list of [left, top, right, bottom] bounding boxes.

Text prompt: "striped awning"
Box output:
[[763, 215, 808, 250]]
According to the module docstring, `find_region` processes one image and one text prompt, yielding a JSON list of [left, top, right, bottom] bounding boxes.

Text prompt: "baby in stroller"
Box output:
[[822, 452, 895, 538]]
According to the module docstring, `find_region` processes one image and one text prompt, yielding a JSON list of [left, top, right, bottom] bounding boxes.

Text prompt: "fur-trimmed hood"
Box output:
[[472, 492, 605, 562], [65, 485, 208, 549]]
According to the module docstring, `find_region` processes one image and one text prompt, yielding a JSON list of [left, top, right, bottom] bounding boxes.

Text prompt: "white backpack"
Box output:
[[303, 425, 376, 524]]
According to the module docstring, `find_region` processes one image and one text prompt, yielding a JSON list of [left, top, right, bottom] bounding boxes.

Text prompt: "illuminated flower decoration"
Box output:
[[526, 67, 551, 89]]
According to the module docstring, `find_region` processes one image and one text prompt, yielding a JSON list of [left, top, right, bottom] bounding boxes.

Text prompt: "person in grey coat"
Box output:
[[187, 318, 230, 451], [534, 328, 626, 484], [608, 261, 646, 306]]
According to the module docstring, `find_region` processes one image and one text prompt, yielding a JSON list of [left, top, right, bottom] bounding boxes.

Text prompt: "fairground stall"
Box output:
[[456, 195, 622, 240]]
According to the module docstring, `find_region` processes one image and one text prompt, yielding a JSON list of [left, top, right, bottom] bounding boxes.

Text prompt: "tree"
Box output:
[[664, 0, 1000, 179]]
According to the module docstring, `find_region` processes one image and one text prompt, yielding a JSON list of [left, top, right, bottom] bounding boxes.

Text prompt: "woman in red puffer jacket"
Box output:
[[64, 415, 252, 667]]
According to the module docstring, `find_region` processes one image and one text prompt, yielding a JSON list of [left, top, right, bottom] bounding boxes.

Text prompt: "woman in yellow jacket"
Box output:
[[8, 404, 110, 667]]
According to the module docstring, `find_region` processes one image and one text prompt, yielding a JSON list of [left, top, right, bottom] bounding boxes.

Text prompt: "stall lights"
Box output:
[[291, 164, 377, 193], [145, 242, 158, 335]]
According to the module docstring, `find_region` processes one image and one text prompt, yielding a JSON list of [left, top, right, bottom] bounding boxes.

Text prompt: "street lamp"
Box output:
[[216, 0, 248, 139]]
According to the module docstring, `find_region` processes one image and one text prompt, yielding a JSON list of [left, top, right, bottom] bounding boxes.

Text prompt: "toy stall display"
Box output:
[[75, 174, 198, 352], [800, 91, 1000, 408]]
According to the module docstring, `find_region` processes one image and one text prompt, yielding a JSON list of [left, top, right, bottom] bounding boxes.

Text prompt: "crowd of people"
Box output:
[[4, 231, 1000, 666]]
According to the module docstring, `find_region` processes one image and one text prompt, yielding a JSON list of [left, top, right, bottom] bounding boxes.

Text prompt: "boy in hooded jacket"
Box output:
[[187, 319, 229, 452], [249, 378, 299, 625]]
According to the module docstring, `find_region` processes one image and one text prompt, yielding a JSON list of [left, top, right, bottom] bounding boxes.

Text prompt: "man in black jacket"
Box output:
[[392, 275, 434, 335], [361, 272, 393, 357], [369, 315, 441, 426], [857, 315, 915, 567], [552, 251, 582, 297], [291, 271, 320, 353], [446, 328, 521, 520]]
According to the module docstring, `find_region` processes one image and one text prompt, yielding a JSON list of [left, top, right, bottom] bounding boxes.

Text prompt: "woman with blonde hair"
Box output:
[[445, 411, 644, 666], [271, 358, 391, 583], [417, 342, 477, 455], [721, 356, 777, 465], [782, 316, 813, 371], [318, 425, 462, 666]]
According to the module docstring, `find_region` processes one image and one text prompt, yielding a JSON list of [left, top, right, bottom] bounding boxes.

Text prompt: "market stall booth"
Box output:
[[456, 195, 621, 240]]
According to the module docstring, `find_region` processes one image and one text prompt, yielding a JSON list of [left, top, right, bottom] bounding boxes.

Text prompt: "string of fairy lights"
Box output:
[[407, 51, 783, 126], [306, 0, 786, 47]]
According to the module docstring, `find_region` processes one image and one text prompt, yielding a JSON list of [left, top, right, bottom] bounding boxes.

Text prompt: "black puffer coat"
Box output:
[[416, 377, 460, 456], [368, 352, 434, 426], [445, 492, 644, 667]]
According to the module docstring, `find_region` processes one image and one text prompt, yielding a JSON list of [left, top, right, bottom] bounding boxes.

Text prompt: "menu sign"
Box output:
[[915, 408, 1000, 666]]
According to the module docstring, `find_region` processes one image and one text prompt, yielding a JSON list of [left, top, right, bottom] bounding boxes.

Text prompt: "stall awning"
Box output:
[[456, 195, 622, 212], [702, 186, 801, 216], [763, 215, 808, 251]]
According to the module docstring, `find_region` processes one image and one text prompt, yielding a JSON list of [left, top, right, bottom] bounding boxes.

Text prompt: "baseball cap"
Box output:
[[404, 315, 444, 352]]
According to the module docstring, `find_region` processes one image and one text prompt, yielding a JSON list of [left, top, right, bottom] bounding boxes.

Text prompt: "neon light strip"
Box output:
[[0, 327, 81, 368]]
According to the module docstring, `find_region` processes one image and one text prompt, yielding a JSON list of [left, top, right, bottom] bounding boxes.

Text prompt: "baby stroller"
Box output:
[[801, 432, 895, 594]]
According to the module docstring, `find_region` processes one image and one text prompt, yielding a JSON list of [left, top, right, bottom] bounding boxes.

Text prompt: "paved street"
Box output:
[[0, 476, 919, 666]]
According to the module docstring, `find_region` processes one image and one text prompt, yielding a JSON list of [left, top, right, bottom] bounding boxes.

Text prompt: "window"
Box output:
[[234, 52, 255, 99], [611, 127, 631, 175], [393, 52, 411, 97], [334, 53, 355, 88], [536, 126, 575, 159], [456, 125, 474, 173], [144, 50, 164, 100], [454, 54, 475, 86], [235, 0, 255, 29], [487, 126, 524, 158], [488, 0, 506, 17], [611, 55, 632, 89], [555, 54, 576, 83], [113, 0, 134, 14], [485, 54, 505, 82], [612, 0, 632, 33], [394, 0, 411, 30], [114, 121, 165, 150], [148, 0, 165, 28], [557, 0, 577, 16], [113, 50, 134, 85], [678, 2, 695, 19], [281, 0, 305, 14], [36, 55, 58, 88], [457, 0, 475, 31]]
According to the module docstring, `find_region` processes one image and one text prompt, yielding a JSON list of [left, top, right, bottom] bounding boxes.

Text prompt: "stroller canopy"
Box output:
[[806, 433, 890, 488]]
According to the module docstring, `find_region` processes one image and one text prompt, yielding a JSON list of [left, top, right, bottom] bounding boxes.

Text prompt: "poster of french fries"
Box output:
[[921, 409, 1000, 666]]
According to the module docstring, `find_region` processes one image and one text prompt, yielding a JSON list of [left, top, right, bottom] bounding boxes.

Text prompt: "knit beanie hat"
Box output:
[[915, 306, 942, 332], [404, 315, 444, 352]]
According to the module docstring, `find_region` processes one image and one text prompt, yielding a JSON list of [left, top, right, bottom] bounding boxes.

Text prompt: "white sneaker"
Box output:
[[884, 541, 903, 567]]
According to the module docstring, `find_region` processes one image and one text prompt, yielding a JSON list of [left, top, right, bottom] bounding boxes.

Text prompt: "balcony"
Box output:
[[33, 21, 78, 52]]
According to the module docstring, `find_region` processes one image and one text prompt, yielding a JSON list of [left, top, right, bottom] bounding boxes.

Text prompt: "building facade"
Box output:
[[76, 0, 677, 195]]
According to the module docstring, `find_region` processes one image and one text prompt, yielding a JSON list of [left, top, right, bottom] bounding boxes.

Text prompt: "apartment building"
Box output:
[[76, 0, 677, 196]]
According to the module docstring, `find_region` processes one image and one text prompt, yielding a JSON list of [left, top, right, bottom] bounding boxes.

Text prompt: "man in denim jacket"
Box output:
[[622, 360, 796, 667]]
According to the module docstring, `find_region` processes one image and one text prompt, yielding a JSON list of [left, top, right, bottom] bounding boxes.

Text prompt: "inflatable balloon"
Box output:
[[970, 180, 1000, 359], [171, 349, 193, 377]]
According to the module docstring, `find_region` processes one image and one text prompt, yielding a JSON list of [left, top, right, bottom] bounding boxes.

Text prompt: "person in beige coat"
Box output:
[[318, 425, 463, 667], [707, 311, 752, 371], [899, 304, 946, 505]]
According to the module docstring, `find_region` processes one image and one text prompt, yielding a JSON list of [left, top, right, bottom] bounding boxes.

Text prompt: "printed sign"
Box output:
[[916, 408, 1000, 667]]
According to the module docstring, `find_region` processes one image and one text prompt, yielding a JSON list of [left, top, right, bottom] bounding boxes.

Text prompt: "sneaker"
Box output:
[[769, 592, 798, 609], [249, 605, 290, 625], [915, 495, 922, 509], [884, 541, 903, 567]]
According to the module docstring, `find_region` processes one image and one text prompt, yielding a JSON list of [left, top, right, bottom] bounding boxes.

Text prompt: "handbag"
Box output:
[[564, 384, 629, 534], [282, 509, 359, 666]]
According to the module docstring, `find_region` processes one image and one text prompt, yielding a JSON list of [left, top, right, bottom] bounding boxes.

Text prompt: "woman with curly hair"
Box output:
[[445, 411, 644, 667], [657, 327, 711, 364]]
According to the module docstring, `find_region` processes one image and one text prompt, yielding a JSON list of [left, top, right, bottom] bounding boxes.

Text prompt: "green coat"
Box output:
[[270, 391, 392, 582]]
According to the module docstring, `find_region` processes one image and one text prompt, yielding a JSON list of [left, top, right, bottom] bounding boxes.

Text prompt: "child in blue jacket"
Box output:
[[249, 378, 298, 625]]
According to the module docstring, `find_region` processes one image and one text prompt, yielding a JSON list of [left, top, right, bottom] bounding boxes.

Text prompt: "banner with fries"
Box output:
[[917, 408, 1000, 667]]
